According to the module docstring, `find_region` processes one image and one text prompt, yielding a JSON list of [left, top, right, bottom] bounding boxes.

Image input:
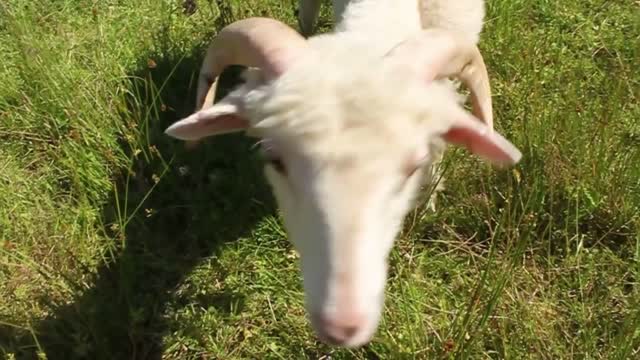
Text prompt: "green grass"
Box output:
[[0, 0, 638, 358]]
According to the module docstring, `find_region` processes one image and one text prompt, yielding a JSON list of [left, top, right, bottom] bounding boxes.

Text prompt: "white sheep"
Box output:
[[165, 0, 521, 348]]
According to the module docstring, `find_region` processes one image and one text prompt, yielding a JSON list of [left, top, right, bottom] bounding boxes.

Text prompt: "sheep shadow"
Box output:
[[3, 47, 275, 359]]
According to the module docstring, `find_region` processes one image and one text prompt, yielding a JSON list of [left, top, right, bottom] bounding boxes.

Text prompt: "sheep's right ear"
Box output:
[[439, 107, 522, 166], [164, 102, 249, 141]]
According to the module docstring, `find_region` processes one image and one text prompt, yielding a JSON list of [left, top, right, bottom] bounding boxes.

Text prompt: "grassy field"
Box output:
[[0, 0, 638, 358]]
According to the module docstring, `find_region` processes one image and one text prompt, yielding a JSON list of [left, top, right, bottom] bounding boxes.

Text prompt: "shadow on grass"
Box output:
[[4, 43, 275, 359]]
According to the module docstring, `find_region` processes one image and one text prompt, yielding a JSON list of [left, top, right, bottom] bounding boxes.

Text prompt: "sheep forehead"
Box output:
[[258, 96, 423, 163], [247, 53, 460, 157]]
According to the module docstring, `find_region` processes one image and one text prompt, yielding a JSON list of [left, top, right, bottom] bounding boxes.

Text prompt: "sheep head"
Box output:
[[165, 17, 521, 348]]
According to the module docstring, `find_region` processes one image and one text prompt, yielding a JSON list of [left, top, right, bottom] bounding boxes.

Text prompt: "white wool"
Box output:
[[244, 41, 465, 156], [419, 0, 485, 43], [300, 0, 485, 46], [257, 0, 486, 153]]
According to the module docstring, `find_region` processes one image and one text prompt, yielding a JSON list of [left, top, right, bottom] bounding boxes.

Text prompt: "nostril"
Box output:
[[342, 325, 358, 338]]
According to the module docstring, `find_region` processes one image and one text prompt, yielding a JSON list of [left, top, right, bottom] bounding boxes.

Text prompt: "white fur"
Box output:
[[299, 0, 484, 42], [166, 0, 520, 348]]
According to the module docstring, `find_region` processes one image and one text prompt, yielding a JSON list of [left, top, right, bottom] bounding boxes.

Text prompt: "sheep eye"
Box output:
[[267, 157, 286, 174], [259, 142, 286, 174], [405, 163, 420, 178], [403, 154, 428, 180]]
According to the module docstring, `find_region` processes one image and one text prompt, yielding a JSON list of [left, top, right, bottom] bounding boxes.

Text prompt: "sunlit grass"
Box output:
[[1, 0, 638, 358]]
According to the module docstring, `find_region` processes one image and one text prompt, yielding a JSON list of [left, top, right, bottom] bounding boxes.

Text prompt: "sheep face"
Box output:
[[259, 129, 439, 347], [166, 54, 521, 346], [245, 60, 454, 346]]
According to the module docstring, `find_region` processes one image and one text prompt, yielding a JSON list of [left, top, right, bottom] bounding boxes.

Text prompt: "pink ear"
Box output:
[[165, 103, 249, 141], [441, 112, 522, 166]]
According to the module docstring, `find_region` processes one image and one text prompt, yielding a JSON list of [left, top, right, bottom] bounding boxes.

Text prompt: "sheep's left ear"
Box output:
[[440, 109, 522, 166], [164, 102, 249, 141]]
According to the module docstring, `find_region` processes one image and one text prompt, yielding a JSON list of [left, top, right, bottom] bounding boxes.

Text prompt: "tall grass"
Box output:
[[1, 0, 638, 359]]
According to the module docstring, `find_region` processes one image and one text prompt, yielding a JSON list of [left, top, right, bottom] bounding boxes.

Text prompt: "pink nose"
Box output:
[[313, 311, 367, 346]]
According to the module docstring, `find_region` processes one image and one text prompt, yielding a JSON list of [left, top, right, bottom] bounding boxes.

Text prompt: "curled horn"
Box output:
[[186, 17, 308, 148], [385, 29, 493, 129]]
